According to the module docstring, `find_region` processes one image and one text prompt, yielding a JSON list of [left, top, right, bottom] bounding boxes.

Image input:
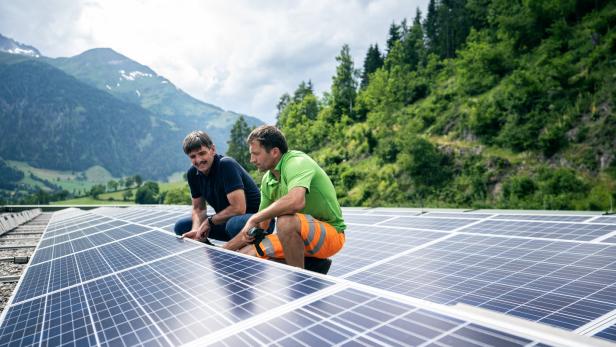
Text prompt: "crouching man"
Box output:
[[231, 125, 346, 270]]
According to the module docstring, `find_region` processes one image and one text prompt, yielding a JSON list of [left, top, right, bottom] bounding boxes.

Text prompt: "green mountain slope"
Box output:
[[46, 48, 262, 152], [277, 0, 616, 211], [0, 56, 185, 179]]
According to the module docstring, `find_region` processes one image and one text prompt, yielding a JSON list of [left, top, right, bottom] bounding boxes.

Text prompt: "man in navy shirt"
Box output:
[[175, 130, 266, 245]]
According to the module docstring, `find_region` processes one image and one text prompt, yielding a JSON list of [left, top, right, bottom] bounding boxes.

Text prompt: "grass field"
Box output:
[[6, 160, 114, 194], [52, 180, 188, 205], [50, 197, 135, 205]]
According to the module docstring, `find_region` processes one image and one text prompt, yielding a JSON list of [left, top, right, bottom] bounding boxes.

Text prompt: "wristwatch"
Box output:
[[207, 215, 215, 227]]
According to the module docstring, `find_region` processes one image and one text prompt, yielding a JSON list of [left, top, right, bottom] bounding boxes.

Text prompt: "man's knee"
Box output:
[[174, 217, 192, 236], [276, 215, 300, 237], [239, 244, 257, 256]]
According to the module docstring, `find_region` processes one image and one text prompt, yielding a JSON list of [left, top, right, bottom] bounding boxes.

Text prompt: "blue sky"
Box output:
[[0, 0, 428, 123]]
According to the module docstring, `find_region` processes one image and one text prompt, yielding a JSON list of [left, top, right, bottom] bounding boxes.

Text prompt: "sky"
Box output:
[[0, 0, 429, 124]]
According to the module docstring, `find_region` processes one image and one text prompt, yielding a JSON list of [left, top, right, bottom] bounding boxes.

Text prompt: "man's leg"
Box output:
[[276, 214, 304, 268], [173, 216, 193, 236]]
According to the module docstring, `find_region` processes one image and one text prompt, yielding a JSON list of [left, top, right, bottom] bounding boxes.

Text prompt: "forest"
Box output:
[[230, 0, 616, 210]]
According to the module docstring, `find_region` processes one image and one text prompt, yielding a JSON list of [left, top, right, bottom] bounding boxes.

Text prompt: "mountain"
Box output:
[[0, 54, 185, 179], [0, 34, 41, 58], [0, 35, 263, 186], [46, 48, 262, 152]]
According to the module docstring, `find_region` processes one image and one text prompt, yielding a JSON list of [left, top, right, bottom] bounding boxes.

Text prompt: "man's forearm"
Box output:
[[192, 208, 206, 230], [210, 205, 242, 225]]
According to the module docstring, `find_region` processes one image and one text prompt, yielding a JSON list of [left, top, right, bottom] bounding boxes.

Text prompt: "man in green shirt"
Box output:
[[234, 125, 346, 269]]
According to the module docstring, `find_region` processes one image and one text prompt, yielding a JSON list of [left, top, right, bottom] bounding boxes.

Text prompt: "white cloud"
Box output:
[[0, 0, 429, 123]]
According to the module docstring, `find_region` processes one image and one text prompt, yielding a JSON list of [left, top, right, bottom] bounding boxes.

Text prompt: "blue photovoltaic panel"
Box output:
[[491, 214, 595, 222], [75, 248, 114, 282], [347, 234, 616, 331], [593, 216, 616, 224], [0, 297, 45, 347], [602, 236, 616, 244], [176, 248, 333, 302], [343, 214, 399, 225], [422, 212, 494, 219], [48, 255, 80, 292], [12, 261, 51, 303], [327, 224, 448, 276], [461, 220, 616, 241], [83, 275, 171, 347], [2, 206, 611, 346], [85, 232, 115, 246], [41, 286, 97, 346], [379, 216, 476, 231], [595, 323, 616, 342], [362, 210, 422, 216], [70, 237, 96, 253], [29, 246, 53, 265], [96, 241, 143, 272], [214, 288, 534, 347]]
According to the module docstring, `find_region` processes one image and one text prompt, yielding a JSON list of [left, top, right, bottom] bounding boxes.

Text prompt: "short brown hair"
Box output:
[[183, 130, 213, 154], [247, 125, 288, 153]]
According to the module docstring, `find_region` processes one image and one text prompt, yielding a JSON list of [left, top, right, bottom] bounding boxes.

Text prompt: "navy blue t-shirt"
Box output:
[[187, 154, 260, 213]]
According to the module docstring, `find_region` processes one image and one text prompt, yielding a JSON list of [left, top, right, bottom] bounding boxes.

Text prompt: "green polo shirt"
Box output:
[[260, 150, 346, 232]]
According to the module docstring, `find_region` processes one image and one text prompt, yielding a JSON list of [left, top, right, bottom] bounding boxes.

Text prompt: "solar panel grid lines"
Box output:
[[346, 234, 616, 331], [9, 235, 201, 308], [342, 282, 614, 347], [591, 216, 616, 225], [594, 231, 616, 243], [44, 216, 110, 238], [491, 215, 596, 223], [422, 212, 496, 219], [339, 232, 458, 279], [595, 324, 616, 342], [44, 219, 128, 241], [4, 206, 616, 346], [460, 220, 616, 241], [30, 227, 158, 267]]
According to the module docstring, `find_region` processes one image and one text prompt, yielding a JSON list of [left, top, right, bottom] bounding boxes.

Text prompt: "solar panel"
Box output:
[[327, 224, 450, 276], [492, 214, 596, 222], [1, 206, 613, 346], [422, 212, 494, 219], [346, 234, 616, 331], [593, 216, 616, 224], [595, 323, 616, 341], [461, 220, 616, 241], [211, 288, 536, 346], [378, 216, 477, 231]]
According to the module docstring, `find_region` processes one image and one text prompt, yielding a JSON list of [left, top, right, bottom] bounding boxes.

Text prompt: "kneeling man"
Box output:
[[232, 125, 346, 269]]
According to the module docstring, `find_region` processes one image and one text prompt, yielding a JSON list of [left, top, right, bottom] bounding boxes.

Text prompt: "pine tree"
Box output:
[[386, 22, 402, 54], [360, 44, 384, 89], [275, 93, 291, 126], [226, 116, 253, 170], [292, 80, 314, 102], [331, 44, 358, 119]]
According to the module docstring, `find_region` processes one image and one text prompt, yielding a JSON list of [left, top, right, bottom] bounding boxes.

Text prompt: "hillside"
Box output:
[[0, 56, 185, 178], [277, 0, 616, 211]]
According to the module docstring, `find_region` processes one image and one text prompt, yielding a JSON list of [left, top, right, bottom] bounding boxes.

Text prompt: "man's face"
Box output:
[[188, 145, 216, 174], [249, 141, 277, 172]]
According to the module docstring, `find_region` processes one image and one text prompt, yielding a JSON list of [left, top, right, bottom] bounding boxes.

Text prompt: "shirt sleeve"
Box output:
[[220, 158, 245, 194], [284, 157, 314, 192], [187, 168, 201, 199]]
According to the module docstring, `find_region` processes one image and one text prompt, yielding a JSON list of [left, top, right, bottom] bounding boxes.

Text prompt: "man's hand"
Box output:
[[181, 223, 209, 241]]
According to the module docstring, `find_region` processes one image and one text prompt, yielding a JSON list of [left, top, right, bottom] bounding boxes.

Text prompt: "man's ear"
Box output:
[[211, 144, 216, 153], [272, 147, 281, 158]]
